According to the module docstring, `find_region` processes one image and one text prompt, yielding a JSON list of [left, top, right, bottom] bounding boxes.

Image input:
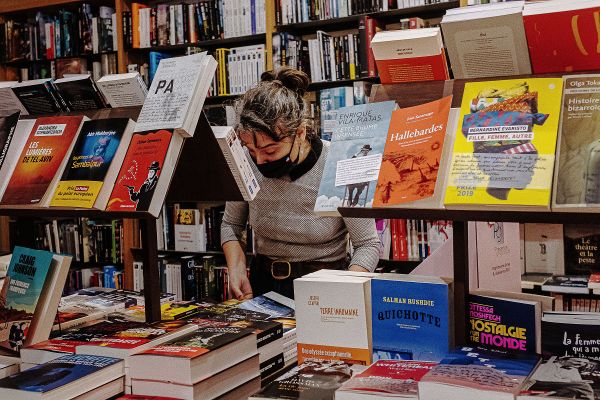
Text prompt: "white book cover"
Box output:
[[294, 274, 372, 365], [96, 72, 147, 108], [523, 223, 565, 275], [0, 82, 28, 115]]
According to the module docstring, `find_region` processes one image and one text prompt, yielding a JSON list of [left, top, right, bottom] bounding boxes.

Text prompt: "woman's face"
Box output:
[[238, 130, 295, 165]]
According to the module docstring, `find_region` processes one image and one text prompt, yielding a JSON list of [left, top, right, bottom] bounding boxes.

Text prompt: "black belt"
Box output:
[[254, 254, 349, 280]]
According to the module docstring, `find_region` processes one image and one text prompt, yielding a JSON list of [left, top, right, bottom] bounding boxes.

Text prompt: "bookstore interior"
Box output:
[[5, 0, 600, 399]]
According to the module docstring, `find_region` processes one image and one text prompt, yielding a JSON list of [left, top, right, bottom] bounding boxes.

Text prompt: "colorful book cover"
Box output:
[[444, 78, 562, 208], [106, 129, 173, 212], [542, 318, 600, 361], [524, 4, 600, 74], [50, 118, 130, 208], [238, 295, 295, 319], [468, 294, 537, 354], [160, 301, 200, 320], [374, 96, 452, 207], [1, 115, 83, 206], [82, 319, 190, 349], [314, 101, 396, 215], [139, 320, 254, 359], [420, 346, 539, 395], [371, 275, 452, 362], [337, 360, 437, 397], [251, 361, 354, 400], [206, 308, 283, 347], [0, 110, 21, 170], [0, 354, 121, 393]]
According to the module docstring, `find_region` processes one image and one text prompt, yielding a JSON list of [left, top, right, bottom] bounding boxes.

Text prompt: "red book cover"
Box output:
[[397, 219, 409, 261], [524, 4, 600, 74], [390, 219, 401, 260], [1, 115, 83, 206], [337, 360, 437, 397], [366, 17, 380, 78], [106, 129, 173, 212], [27, 338, 86, 354]]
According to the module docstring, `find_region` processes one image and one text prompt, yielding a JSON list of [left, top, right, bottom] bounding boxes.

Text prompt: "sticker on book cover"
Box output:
[[335, 154, 382, 186]]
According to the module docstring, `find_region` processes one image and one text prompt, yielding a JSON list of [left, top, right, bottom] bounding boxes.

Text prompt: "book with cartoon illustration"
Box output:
[[444, 78, 563, 210]]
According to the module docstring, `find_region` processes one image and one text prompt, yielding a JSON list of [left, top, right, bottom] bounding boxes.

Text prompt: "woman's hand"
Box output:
[[228, 266, 253, 300]]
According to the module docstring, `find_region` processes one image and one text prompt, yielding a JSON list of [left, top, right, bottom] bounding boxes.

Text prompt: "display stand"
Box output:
[[0, 106, 245, 323]]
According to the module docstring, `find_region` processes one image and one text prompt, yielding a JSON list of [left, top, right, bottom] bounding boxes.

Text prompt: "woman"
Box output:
[[221, 67, 380, 300]]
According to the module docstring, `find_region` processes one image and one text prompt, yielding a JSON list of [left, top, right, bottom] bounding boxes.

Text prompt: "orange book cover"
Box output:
[[131, 3, 149, 49], [374, 96, 452, 207], [1, 116, 83, 206], [375, 53, 449, 84]]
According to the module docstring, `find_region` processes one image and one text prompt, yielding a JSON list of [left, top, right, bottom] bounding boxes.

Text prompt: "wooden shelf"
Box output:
[[126, 33, 267, 53], [205, 94, 240, 105], [0, 0, 88, 14], [130, 247, 255, 257], [339, 207, 600, 225], [0, 208, 155, 219], [308, 77, 379, 91], [276, 2, 459, 33], [1, 52, 117, 66]]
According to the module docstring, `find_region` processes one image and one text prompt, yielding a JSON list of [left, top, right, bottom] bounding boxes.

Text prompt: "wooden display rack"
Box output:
[[0, 106, 244, 323]]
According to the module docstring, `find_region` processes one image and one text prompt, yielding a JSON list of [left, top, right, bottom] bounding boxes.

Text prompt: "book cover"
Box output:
[[419, 347, 539, 396], [554, 75, 600, 210], [206, 308, 283, 347], [444, 78, 563, 208], [0, 354, 121, 393], [468, 294, 537, 354], [542, 317, 600, 361], [50, 118, 131, 208], [524, 3, 600, 74], [319, 87, 354, 141], [542, 275, 590, 294], [0, 110, 21, 173], [564, 225, 600, 275], [53, 76, 106, 110], [314, 101, 396, 215], [337, 360, 437, 398], [1, 115, 84, 206], [11, 79, 65, 115], [238, 294, 295, 319], [374, 96, 452, 207], [524, 223, 565, 275], [160, 301, 200, 320], [250, 361, 354, 400], [106, 129, 173, 212], [139, 320, 254, 359], [371, 275, 452, 362]]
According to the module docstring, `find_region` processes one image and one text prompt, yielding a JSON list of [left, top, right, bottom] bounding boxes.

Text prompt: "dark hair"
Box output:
[[233, 67, 314, 142]]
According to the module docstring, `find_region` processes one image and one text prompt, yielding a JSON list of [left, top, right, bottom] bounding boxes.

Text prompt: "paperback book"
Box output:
[[564, 225, 600, 275], [444, 78, 563, 209], [542, 312, 600, 361], [314, 100, 396, 216]]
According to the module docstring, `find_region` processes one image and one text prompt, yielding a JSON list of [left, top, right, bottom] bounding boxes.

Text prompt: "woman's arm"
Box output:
[[344, 217, 380, 272], [221, 201, 253, 299]]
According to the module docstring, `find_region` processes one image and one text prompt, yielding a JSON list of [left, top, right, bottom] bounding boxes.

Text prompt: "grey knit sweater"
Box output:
[[220, 140, 380, 272]]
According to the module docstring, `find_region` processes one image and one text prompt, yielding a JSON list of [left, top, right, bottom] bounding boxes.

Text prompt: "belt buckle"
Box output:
[[271, 260, 291, 280]]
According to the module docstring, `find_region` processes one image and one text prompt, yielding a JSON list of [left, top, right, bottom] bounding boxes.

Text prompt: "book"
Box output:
[[518, 355, 600, 400], [135, 53, 217, 138], [0, 247, 71, 351], [0, 120, 33, 202], [564, 225, 600, 275], [336, 360, 437, 399], [131, 354, 259, 399], [523, 223, 565, 275], [370, 28, 449, 84], [441, 2, 532, 79], [0, 354, 123, 400], [50, 118, 135, 209], [468, 293, 541, 354], [0, 115, 85, 207], [371, 274, 453, 362], [554, 75, 600, 211], [96, 73, 148, 108], [444, 78, 563, 209], [373, 96, 453, 208], [0, 355, 19, 379], [11, 79, 67, 115], [250, 361, 355, 400], [542, 276, 590, 294], [53, 75, 107, 111], [213, 126, 260, 202], [105, 129, 184, 217], [314, 101, 397, 216], [523, 1, 600, 74], [0, 109, 21, 179], [542, 312, 600, 360], [418, 346, 540, 400], [0, 82, 28, 115], [319, 87, 354, 141], [129, 320, 257, 385], [294, 272, 372, 365]]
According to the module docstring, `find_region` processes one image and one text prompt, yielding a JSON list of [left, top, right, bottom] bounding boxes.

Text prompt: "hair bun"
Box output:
[[261, 67, 310, 97]]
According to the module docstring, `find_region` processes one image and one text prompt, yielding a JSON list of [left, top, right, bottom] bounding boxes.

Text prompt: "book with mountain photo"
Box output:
[[444, 78, 563, 210], [314, 101, 396, 216], [50, 118, 135, 209]]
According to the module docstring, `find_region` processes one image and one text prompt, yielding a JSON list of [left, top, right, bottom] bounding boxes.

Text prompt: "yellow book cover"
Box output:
[[444, 78, 563, 208]]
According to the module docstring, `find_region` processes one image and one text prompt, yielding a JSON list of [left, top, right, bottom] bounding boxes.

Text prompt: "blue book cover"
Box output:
[[0, 354, 121, 393], [315, 100, 396, 215], [468, 294, 538, 355], [149, 51, 173, 84], [238, 295, 294, 319], [319, 87, 355, 141], [421, 346, 539, 395], [4, 246, 54, 314], [371, 275, 452, 362]]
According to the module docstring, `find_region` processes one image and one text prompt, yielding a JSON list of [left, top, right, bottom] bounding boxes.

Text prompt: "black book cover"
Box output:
[[54, 77, 107, 111], [260, 353, 285, 379], [253, 361, 354, 400], [209, 308, 283, 347], [12, 81, 64, 114], [542, 319, 600, 360], [182, 3, 189, 44], [0, 109, 21, 170]]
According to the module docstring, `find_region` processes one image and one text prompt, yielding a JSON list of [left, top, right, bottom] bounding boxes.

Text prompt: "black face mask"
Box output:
[[253, 137, 298, 179]]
